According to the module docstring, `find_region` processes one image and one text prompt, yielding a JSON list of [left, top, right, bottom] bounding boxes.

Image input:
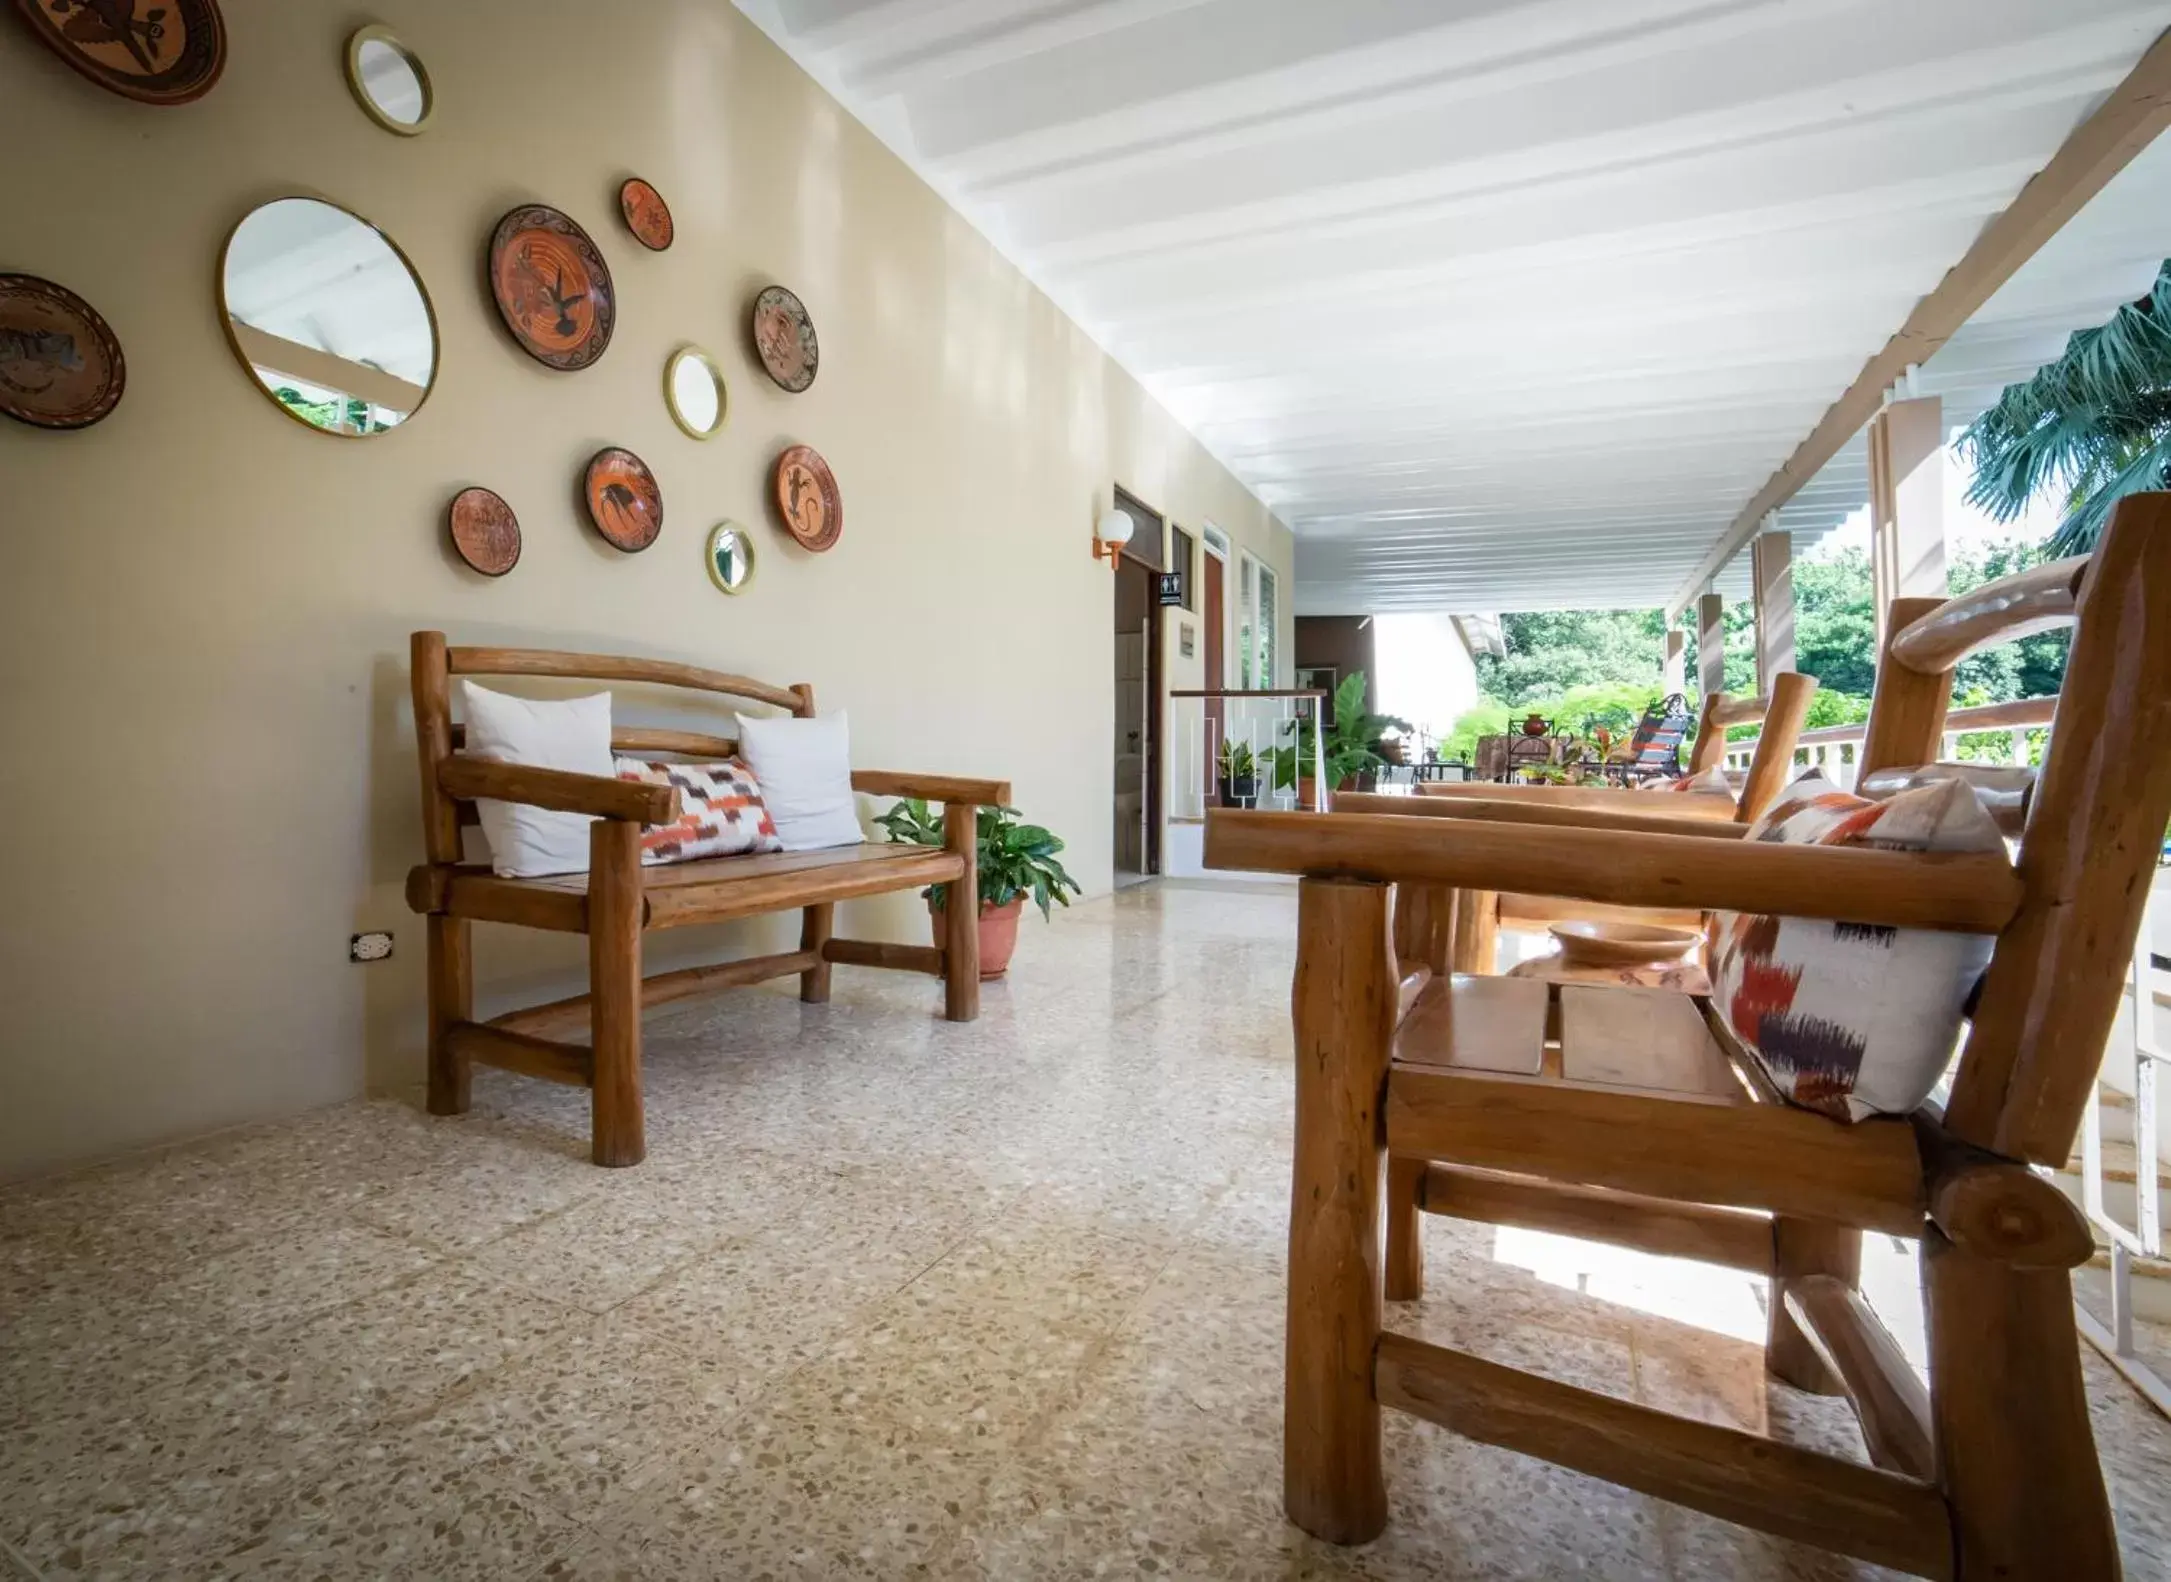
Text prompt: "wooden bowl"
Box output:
[[1548, 920, 1701, 968]]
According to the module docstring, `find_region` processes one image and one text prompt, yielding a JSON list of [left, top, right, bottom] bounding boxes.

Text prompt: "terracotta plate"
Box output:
[[751, 285, 818, 393], [773, 444, 841, 552], [0, 273, 125, 430], [488, 205, 615, 371], [618, 177, 673, 252], [447, 486, 521, 576], [1549, 920, 1701, 969], [11, 0, 226, 105], [584, 447, 662, 552]]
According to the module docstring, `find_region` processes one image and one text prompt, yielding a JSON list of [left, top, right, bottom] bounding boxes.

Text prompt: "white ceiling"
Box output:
[[738, 0, 2171, 614]]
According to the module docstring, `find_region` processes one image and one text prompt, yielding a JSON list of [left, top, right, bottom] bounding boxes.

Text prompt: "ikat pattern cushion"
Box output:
[[1712, 771, 2004, 1121], [613, 757, 782, 865], [1640, 766, 1734, 801]]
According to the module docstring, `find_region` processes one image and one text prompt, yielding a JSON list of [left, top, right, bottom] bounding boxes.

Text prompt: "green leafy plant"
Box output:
[[1216, 738, 1257, 779], [874, 800, 1082, 921], [1268, 671, 1413, 792]]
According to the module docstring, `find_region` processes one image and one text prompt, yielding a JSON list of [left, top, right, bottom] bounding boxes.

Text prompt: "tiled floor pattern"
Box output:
[[4, 882, 2168, 1579]]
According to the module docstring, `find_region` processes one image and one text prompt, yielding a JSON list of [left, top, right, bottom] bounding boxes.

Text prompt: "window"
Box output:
[[1238, 554, 1256, 689], [1257, 564, 1279, 687], [1169, 526, 1195, 610], [1237, 552, 1279, 689]]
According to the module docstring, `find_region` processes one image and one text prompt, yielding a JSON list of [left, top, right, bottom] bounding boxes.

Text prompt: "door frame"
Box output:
[[1114, 485, 1168, 877]]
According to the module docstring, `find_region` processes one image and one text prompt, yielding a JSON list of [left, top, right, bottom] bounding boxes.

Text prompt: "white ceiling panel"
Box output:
[[738, 0, 2171, 613]]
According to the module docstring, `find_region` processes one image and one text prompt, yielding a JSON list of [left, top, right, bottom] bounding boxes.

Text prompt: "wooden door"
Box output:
[[1204, 552, 1226, 803]]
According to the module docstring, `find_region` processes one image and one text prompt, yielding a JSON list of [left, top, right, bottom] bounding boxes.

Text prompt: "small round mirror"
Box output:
[[220, 196, 438, 436], [345, 27, 433, 134], [707, 521, 756, 594], [665, 346, 727, 439]]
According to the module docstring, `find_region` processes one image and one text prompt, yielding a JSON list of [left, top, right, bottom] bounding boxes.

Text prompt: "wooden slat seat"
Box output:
[[516, 843, 963, 928]]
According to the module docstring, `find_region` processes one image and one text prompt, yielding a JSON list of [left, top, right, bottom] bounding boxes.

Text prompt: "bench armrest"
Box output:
[[1415, 780, 1739, 821], [1203, 809, 2020, 934], [1333, 790, 1746, 841], [851, 770, 1012, 805], [439, 756, 679, 824]]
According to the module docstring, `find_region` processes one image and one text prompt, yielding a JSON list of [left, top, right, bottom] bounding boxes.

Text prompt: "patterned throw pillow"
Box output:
[[1638, 766, 1734, 801], [1711, 772, 2004, 1121], [613, 758, 782, 865]]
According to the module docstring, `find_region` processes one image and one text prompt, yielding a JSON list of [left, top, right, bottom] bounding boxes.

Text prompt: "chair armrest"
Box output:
[[1417, 781, 1738, 821], [1203, 809, 2020, 933], [439, 756, 679, 824], [851, 770, 1012, 805], [1333, 790, 1746, 840]]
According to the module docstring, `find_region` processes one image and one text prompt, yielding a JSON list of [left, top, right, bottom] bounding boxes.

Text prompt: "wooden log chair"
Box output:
[[1338, 675, 1817, 975], [404, 632, 1009, 1167], [1202, 496, 2167, 1579]]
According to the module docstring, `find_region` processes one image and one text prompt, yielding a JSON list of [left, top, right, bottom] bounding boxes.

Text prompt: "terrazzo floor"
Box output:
[[5, 882, 2168, 1580]]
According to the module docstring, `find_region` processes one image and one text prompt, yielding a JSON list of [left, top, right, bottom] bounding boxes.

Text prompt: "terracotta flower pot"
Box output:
[[928, 895, 1025, 979]]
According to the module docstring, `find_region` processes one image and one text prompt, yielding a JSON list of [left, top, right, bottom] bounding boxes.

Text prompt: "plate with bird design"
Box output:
[[488, 205, 615, 372], [584, 447, 662, 553], [10, 0, 227, 106], [772, 444, 841, 553]]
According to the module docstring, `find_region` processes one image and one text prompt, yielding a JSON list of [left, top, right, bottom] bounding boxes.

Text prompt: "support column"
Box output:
[[1696, 592, 1725, 699], [1751, 525, 1795, 692], [1660, 629, 1686, 698], [1869, 393, 1945, 646]]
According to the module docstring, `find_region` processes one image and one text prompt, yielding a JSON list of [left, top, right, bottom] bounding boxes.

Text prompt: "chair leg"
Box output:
[[799, 902, 834, 1003], [1385, 1155, 1426, 1301], [1450, 888, 1499, 974], [1766, 1219, 1855, 1393], [425, 915, 472, 1116], [1925, 1228, 2119, 1580], [942, 801, 979, 1022], [1286, 876, 1396, 1546], [588, 820, 646, 1168]]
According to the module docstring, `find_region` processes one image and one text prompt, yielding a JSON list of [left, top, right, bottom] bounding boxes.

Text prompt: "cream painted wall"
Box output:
[[0, 0, 1293, 1178]]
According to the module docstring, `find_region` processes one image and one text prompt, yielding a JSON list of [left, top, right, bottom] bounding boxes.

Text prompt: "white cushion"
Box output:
[[734, 710, 863, 851], [459, 681, 613, 878]]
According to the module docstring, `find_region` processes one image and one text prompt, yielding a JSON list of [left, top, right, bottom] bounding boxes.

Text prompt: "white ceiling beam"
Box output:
[[1664, 23, 2171, 620]]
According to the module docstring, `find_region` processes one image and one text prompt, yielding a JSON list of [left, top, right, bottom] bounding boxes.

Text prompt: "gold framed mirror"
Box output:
[[665, 346, 728, 439], [344, 26, 434, 135], [219, 196, 439, 437], [707, 521, 756, 594]]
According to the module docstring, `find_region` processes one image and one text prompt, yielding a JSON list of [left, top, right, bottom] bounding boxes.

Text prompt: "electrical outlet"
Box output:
[[350, 931, 394, 963]]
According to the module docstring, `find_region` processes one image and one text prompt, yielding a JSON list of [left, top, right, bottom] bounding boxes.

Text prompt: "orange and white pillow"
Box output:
[[1711, 772, 2003, 1120], [1639, 766, 1734, 802], [614, 758, 782, 865]]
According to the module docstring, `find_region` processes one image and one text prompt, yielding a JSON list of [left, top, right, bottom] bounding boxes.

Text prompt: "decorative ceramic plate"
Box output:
[[773, 444, 841, 552], [487, 205, 615, 371], [584, 447, 662, 552], [617, 177, 673, 252], [751, 285, 817, 393], [10, 0, 226, 105], [1549, 920, 1701, 969], [447, 486, 521, 576], [0, 273, 125, 430]]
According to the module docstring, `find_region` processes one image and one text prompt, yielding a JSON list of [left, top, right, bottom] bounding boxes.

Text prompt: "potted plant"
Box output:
[[1267, 671, 1412, 809], [874, 799, 1082, 979], [1217, 738, 1260, 806]]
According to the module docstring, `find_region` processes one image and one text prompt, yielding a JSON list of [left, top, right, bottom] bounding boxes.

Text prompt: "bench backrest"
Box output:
[[1867, 498, 2171, 1167], [410, 631, 811, 865]]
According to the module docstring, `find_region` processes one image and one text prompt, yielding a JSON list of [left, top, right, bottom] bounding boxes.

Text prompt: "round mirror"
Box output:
[[707, 521, 756, 594], [665, 346, 728, 439], [219, 197, 438, 437], [344, 27, 433, 135]]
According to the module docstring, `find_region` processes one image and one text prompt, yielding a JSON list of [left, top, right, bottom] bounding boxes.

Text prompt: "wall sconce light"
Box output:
[[1093, 508, 1133, 569]]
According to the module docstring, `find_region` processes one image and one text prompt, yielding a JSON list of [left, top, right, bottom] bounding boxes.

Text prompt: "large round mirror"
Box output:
[[707, 521, 756, 594], [665, 346, 727, 439], [219, 197, 438, 436], [345, 27, 433, 135]]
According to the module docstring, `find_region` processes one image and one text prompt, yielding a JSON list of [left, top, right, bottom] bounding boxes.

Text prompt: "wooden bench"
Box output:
[[403, 632, 1009, 1167]]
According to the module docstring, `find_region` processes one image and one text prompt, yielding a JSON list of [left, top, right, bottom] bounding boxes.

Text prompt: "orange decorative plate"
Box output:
[[488, 205, 615, 371], [617, 177, 673, 252], [584, 447, 662, 552], [751, 285, 817, 392], [10, 0, 226, 105], [0, 273, 125, 430], [773, 444, 841, 552], [447, 486, 521, 576]]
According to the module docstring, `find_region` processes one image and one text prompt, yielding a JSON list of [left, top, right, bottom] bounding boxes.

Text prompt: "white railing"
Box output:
[[1168, 689, 1326, 821], [1722, 696, 2058, 792]]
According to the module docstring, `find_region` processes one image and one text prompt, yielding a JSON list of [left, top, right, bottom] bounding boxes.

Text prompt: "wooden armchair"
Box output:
[[405, 633, 1008, 1167], [1203, 495, 2167, 1578], [1337, 674, 1817, 973]]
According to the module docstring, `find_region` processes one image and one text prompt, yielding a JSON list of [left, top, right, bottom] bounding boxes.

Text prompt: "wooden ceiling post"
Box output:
[[1868, 395, 1947, 647], [1752, 527, 1796, 695], [1697, 592, 1726, 700]]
